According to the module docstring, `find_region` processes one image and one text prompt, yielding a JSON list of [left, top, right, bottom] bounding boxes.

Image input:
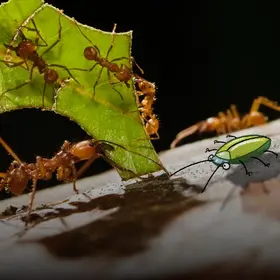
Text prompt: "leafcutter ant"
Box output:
[[134, 74, 160, 139], [0, 10, 80, 108], [0, 137, 168, 225], [69, 21, 144, 100], [170, 96, 280, 148]]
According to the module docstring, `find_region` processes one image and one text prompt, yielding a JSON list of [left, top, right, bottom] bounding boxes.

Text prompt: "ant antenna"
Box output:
[[0, 137, 22, 164]]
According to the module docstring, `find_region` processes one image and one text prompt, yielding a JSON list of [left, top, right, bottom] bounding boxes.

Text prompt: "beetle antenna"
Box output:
[[170, 159, 210, 177], [220, 185, 237, 211], [201, 164, 222, 193], [226, 135, 237, 138]]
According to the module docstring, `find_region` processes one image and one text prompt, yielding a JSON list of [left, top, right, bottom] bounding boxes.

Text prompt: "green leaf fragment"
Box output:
[[0, 0, 165, 180]]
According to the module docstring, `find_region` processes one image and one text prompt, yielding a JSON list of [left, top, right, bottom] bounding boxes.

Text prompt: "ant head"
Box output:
[[84, 46, 98, 60]]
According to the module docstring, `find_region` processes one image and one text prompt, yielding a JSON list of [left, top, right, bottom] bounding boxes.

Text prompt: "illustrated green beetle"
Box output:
[[170, 134, 278, 193]]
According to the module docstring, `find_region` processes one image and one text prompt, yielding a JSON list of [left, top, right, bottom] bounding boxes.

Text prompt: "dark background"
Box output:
[[1, 0, 280, 196]]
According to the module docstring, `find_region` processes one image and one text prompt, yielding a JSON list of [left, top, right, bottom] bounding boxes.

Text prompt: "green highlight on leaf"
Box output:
[[0, 0, 166, 180]]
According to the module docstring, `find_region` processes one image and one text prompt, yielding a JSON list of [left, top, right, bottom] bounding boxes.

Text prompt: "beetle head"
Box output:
[[208, 154, 230, 170]]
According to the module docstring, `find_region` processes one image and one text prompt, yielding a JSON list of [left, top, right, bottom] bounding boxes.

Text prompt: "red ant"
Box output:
[[0, 137, 168, 225], [69, 21, 144, 100], [134, 75, 160, 139], [170, 96, 280, 148], [0, 10, 80, 108]]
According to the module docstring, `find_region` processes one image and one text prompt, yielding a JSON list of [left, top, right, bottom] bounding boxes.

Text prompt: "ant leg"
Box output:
[[0, 58, 29, 71], [250, 96, 280, 113], [0, 60, 26, 68], [149, 132, 160, 140], [110, 56, 130, 63], [40, 11, 62, 57], [251, 156, 270, 167], [0, 137, 23, 164], [36, 156, 48, 178], [68, 62, 98, 73], [230, 104, 240, 119], [0, 63, 34, 97], [47, 64, 81, 85], [70, 162, 79, 194], [104, 23, 117, 59], [25, 169, 39, 226], [76, 157, 96, 179], [246, 96, 280, 126], [92, 66, 105, 98], [92, 24, 117, 98], [265, 150, 278, 158], [73, 19, 101, 57], [107, 68, 123, 100], [239, 160, 253, 176], [28, 19, 48, 47]]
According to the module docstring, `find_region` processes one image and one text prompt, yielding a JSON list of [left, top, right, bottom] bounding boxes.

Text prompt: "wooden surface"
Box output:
[[1, 119, 280, 279]]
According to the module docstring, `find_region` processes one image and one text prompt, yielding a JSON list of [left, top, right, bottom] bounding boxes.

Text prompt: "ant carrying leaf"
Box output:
[[69, 21, 144, 100], [0, 9, 80, 108], [0, 136, 169, 225]]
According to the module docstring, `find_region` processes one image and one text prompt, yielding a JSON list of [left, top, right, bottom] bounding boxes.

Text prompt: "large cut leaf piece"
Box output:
[[0, 0, 165, 179]]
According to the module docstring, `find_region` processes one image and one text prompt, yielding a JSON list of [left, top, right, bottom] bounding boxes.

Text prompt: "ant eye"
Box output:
[[222, 162, 230, 170], [208, 154, 214, 161]]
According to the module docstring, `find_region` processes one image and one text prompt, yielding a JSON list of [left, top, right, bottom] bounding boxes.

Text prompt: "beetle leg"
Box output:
[[239, 160, 252, 176], [251, 156, 270, 167], [226, 134, 237, 138], [265, 150, 278, 158]]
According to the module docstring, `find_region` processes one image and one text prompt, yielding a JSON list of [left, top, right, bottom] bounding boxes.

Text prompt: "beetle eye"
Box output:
[[208, 154, 214, 161], [222, 162, 230, 170]]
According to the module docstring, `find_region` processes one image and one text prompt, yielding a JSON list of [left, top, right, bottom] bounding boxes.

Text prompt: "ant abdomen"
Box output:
[[44, 69, 59, 84], [84, 47, 98, 60]]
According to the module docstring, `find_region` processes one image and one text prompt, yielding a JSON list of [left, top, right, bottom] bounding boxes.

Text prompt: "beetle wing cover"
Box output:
[[218, 135, 271, 160]]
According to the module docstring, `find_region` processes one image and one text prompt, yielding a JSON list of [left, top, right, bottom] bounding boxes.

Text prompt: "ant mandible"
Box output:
[[69, 21, 144, 100], [0, 10, 80, 108], [170, 96, 280, 148]]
